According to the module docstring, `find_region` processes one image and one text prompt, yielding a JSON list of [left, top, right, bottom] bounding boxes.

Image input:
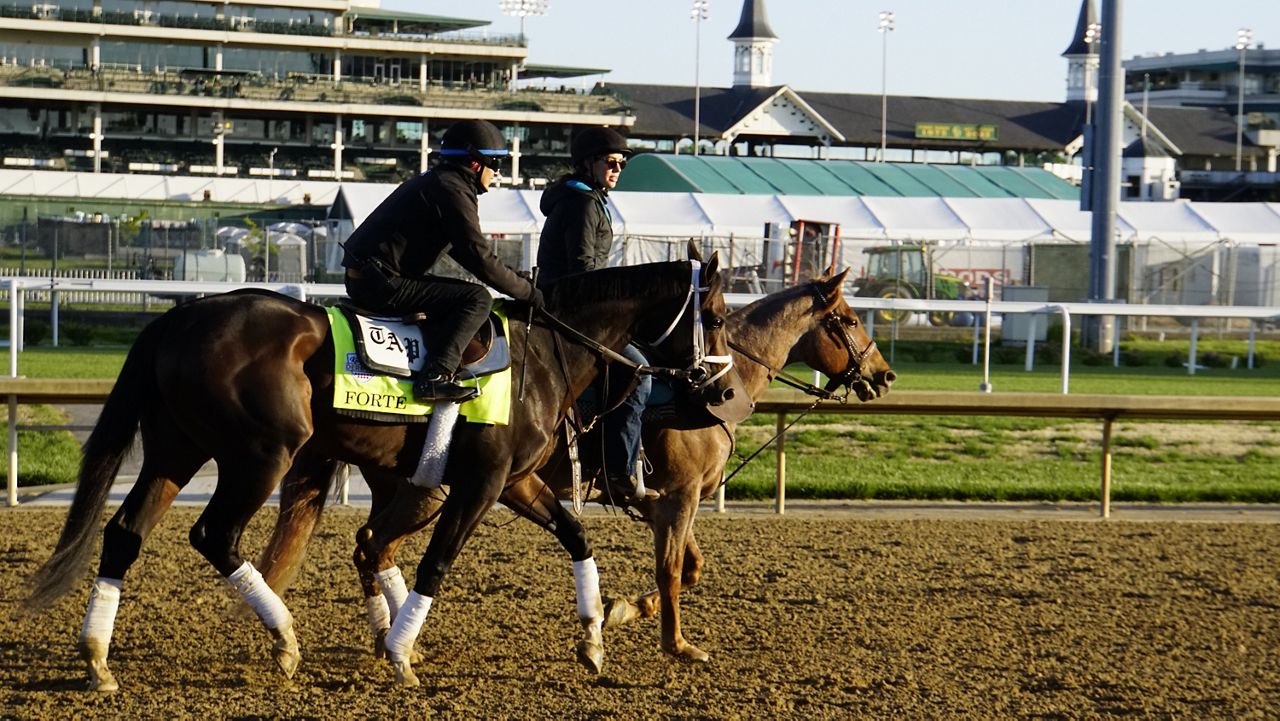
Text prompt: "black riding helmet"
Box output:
[[439, 119, 509, 170], [570, 126, 632, 168]]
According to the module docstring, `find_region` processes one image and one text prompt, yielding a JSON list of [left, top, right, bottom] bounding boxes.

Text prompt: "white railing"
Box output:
[[2, 277, 1277, 390]]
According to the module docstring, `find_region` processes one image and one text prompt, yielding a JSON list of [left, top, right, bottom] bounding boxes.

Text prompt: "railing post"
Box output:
[[979, 277, 994, 392], [1024, 314, 1037, 372], [774, 412, 786, 515], [1054, 305, 1071, 394], [1188, 319, 1199, 376], [6, 395, 16, 507], [1247, 321, 1257, 369], [1100, 416, 1114, 519]]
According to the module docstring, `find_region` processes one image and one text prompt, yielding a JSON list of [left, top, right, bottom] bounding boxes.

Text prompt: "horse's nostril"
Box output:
[[882, 370, 898, 385]]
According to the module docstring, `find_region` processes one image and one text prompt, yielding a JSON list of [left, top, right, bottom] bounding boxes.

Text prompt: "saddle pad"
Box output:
[[325, 306, 512, 426], [339, 307, 511, 379]]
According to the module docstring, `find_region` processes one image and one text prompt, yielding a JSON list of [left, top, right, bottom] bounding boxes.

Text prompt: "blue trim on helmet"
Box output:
[[440, 148, 509, 156]]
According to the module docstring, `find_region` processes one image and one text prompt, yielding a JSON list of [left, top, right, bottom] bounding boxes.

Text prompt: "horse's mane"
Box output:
[[731, 279, 820, 328], [545, 261, 689, 310]]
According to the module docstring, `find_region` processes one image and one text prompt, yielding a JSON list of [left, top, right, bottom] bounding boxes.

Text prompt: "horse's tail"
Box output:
[[258, 459, 341, 595], [23, 313, 168, 612]]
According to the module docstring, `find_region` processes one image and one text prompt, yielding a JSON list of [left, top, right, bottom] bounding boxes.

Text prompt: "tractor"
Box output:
[[851, 243, 970, 326]]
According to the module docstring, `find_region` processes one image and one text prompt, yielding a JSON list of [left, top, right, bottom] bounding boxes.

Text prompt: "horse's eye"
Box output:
[[710, 317, 725, 330]]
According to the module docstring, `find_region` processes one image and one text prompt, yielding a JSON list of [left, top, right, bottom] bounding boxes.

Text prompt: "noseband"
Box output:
[[728, 287, 877, 402], [646, 259, 733, 392], [818, 307, 878, 396]]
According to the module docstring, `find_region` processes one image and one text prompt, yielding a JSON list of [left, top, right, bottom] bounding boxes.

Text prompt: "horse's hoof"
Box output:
[[271, 626, 302, 679], [667, 642, 710, 664], [374, 629, 422, 663], [84, 660, 119, 692], [392, 660, 420, 688], [576, 639, 604, 674], [78, 639, 119, 692], [602, 597, 640, 629]]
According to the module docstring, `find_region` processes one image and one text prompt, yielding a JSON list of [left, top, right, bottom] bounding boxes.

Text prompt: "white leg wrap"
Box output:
[[410, 402, 460, 488], [79, 577, 124, 644], [227, 561, 292, 631], [365, 594, 391, 633], [374, 566, 409, 621], [384, 590, 433, 665], [573, 558, 603, 628]]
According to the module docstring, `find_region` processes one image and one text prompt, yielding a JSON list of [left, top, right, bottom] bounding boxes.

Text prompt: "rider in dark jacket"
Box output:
[[343, 119, 543, 403], [536, 126, 655, 503]]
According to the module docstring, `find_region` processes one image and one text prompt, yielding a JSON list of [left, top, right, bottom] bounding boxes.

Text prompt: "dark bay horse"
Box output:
[[23, 253, 734, 691], [258, 270, 892, 671]]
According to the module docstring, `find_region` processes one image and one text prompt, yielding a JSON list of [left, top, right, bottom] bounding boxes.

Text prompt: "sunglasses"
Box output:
[[600, 157, 627, 171]]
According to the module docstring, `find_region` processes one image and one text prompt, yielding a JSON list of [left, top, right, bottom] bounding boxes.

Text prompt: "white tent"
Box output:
[[944, 197, 1056, 243], [860, 196, 968, 241], [1186, 202, 1280, 244], [774, 196, 886, 240], [1117, 200, 1220, 244]]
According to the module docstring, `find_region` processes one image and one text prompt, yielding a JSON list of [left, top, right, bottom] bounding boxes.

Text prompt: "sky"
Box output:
[[392, 0, 1279, 102]]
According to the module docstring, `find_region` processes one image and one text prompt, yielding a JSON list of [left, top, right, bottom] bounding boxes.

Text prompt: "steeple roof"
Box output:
[[1062, 0, 1097, 57], [727, 0, 777, 40]]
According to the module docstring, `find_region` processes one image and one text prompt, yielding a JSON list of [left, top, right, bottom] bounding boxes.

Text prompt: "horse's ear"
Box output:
[[703, 250, 721, 287], [817, 268, 851, 310], [687, 239, 703, 263]]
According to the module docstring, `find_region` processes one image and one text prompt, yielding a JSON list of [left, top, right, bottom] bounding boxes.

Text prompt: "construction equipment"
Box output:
[[851, 243, 969, 325]]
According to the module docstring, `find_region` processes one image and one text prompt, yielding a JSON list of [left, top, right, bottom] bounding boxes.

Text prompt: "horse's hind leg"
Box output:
[[500, 474, 605, 674], [189, 457, 302, 679], [354, 471, 444, 659], [81, 449, 207, 692], [382, 468, 506, 687]]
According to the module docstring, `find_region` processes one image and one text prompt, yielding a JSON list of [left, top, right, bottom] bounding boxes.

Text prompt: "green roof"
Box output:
[[615, 154, 1079, 200], [345, 9, 489, 34]]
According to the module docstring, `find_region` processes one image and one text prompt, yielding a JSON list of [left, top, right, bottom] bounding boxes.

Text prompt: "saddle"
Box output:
[[337, 301, 510, 379]]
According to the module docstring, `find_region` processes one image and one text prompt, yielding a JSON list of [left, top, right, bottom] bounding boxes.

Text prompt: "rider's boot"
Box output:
[[413, 371, 478, 403], [603, 473, 659, 505]]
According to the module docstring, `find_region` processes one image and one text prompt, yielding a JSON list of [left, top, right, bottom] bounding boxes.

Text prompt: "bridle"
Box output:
[[538, 260, 732, 390], [645, 259, 734, 392], [727, 286, 877, 402]]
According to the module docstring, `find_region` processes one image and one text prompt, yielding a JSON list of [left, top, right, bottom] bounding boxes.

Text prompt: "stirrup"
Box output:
[[413, 375, 478, 403], [603, 474, 658, 504]]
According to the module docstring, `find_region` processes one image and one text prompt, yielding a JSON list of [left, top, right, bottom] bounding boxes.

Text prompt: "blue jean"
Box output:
[[600, 344, 651, 479]]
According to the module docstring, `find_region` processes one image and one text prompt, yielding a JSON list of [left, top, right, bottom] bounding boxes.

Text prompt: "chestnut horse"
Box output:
[[23, 254, 735, 691], [258, 269, 892, 671]]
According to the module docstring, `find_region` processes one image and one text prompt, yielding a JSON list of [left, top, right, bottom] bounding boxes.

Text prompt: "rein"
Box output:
[[718, 285, 882, 486], [719, 394, 826, 488], [536, 260, 732, 386], [727, 339, 843, 401]]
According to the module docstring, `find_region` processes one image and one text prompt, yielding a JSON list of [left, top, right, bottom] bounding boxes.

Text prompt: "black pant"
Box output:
[[346, 270, 492, 377]]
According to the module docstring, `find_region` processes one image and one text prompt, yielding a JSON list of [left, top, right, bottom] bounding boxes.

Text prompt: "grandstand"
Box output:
[[0, 0, 629, 184]]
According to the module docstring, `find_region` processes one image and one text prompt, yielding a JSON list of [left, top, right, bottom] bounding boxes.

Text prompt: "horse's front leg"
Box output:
[[381, 467, 505, 687], [609, 489, 708, 662], [354, 472, 444, 661], [500, 474, 605, 674]]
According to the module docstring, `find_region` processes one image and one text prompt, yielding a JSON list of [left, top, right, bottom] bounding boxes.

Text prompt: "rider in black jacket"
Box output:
[[342, 119, 543, 403], [536, 126, 655, 503]]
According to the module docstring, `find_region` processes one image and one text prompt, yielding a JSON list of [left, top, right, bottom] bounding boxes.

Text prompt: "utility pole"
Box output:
[[1086, 0, 1122, 352]]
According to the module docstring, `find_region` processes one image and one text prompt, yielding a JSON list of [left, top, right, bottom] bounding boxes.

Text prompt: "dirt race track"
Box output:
[[2, 505, 1279, 719]]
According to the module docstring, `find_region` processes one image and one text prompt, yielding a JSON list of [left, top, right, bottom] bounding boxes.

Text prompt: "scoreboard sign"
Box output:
[[915, 123, 999, 141]]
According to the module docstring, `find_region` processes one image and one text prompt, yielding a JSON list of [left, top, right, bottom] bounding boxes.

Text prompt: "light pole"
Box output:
[[1235, 27, 1252, 172], [268, 146, 277, 202], [877, 10, 894, 162], [691, 1, 709, 156], [1084, 21, 1101, 123], [499, 0, 549, 43]]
